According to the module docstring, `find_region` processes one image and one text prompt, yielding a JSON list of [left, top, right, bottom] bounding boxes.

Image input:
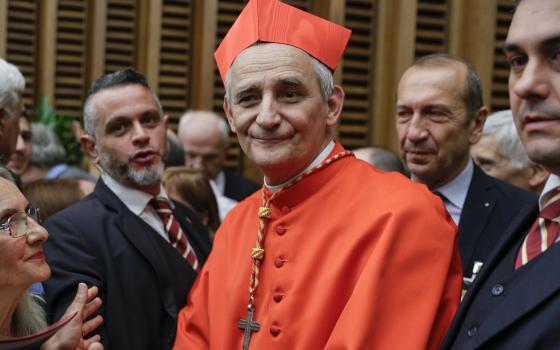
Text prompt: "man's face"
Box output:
[[0, 98, 23, 164], [224, 43, 342, 185], [472, 134, 532, 190], [506, 0, 560, 175], [82, 84, 168, 191], [180, 121, 226, 180], [7, 117, 32, 175], [396, 65, 483, 189]]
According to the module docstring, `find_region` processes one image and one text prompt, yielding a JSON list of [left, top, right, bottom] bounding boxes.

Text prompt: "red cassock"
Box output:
[[174, 142, 462, 350]]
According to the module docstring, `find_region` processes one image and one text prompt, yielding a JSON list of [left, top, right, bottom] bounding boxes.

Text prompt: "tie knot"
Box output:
[[541, 187, 560, 221], [150, 197, 172, 212]]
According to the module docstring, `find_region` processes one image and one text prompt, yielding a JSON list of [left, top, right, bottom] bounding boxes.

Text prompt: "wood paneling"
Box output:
[[104, 0, 137, 73], [490, 0, 514, 112], [414, 0, 449, 58]]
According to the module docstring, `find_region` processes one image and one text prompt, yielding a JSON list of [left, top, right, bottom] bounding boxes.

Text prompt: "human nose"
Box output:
[[256, 95, 281, 129], [27, 219, 48, 244], [15, 134, 25, 151], [510, 59, 550, 103], [131, 121, 149, 146], [405, 114, 429, 143]]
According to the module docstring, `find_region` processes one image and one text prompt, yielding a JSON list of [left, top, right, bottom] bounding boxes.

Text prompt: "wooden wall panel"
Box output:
[[5, 0, 37, 111], [158, 0, 192, 127], [490, 0, 514, 112], [104, 0, 137, 73], [340, 0, 377, 148], [54, 0, 88, 118], [414, 0, 449, 58]]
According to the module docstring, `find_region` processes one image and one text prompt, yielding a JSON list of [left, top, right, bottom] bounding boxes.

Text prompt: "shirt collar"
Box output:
[[433, 159, 474, 211], [539, 174, 560, 210], [101, 172, 170, 215], [215, 170, 226, 195], [265, 140, 335, 192]]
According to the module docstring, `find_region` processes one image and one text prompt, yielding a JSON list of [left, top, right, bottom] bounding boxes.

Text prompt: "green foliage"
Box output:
[[36, 95, 84, 166]]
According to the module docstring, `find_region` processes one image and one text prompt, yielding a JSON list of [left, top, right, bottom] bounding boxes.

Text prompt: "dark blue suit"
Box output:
[[223, 169, 260, 202], [458, 165, 536, 291], [440, 198, 560, 349], [43, 179, 212, 350]]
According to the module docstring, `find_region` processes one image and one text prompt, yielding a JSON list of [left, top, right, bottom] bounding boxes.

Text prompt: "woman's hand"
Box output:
[[42, 282, 104, 350]]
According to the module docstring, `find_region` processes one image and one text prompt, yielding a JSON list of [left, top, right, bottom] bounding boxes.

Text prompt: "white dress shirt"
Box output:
[[433, 159, 474, 226]]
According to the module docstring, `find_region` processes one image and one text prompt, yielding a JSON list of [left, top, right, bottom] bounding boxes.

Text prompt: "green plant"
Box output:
[[35, 95, 84, 166]]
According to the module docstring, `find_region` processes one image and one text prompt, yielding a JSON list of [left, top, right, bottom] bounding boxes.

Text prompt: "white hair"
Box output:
[[0, 59, 25, 117], [11, 293, 47, 336], [482, 109, 530, 170], [178, 110, 230, 147], [223, 43, 334, 109]]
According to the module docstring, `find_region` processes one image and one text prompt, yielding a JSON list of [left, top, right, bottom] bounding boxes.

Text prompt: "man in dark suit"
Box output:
[[395, 54, 536, 296], [177, 110, 260, 203], [43, 69, 212, 350], [442, 0, 560, 348]]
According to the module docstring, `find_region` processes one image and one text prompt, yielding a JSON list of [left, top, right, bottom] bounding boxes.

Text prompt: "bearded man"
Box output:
[[43, 69, 212, 350]]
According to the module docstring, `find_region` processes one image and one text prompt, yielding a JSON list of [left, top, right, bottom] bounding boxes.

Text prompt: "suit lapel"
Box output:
[[458, 166, 497, 269], [93, 180, 177, 317]]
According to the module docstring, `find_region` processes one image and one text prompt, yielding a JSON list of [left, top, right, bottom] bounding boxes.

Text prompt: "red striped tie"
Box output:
[[150, 197, 200, 271], [515, 187, 560, 269]]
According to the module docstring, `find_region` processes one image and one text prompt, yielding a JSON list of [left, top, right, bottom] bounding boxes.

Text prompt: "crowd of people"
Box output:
[[0, 0, 558, 348]]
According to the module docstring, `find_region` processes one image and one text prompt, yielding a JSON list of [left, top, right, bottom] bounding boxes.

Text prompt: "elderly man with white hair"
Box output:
[[0, 59, 25, 165], [472, 109, 549, 195]]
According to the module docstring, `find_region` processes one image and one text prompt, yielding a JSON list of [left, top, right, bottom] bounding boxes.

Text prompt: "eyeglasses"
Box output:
[[0, 207, 41, 238]]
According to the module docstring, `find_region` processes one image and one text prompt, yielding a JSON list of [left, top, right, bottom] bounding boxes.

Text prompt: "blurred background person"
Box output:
[[163, 167, 221, 239], [471, 109, 549, 196], [22, 123, 96, 185], [0, 166, 103, 349], [353, 146, 408, 176], [177, 110, 260, 204], [7, 111, 32, 178], [24, 178, 88, 220], [165, 129, 185, 167]]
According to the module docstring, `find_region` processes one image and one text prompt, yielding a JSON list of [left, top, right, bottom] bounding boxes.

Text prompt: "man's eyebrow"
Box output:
[[234, 85, 258, 100], [279, 77, 304, 87], [504, 35, 560, 54]]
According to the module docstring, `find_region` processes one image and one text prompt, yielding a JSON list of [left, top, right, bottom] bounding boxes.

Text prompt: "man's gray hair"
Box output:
[[224, 43, 334, 108], [0, 59, 25, 117], [413, 53, 483, 123], [482, 109, 530, 171], [30, 123, 67, 167], [178, 110, 230, 147], [83, 68, 163, 137]]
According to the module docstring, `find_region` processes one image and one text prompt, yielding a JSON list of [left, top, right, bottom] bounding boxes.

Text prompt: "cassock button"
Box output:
[[467, 325, 478, 337], [273, 293, 284, 303], [269, 325, 282, 336], [276, 225, 287, 235], [491, 284, 504, 296], [281, 206, 290, 214], [274, 257, 285, 268]]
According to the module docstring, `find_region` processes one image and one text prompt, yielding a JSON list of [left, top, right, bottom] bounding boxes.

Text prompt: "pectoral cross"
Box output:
[[238, 306, 260, 350]]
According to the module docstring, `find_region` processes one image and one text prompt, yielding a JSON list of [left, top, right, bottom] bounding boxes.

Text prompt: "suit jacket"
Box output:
[[441, 200, 560, 349], [458, 165, 536, 289], [43, 179, 212, 350], [223, 169, 260, 202]]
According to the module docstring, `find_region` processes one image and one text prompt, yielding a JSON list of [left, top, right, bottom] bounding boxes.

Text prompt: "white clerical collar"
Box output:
[[265, 140, 335, 193], [539, 174, 560, 210], [101, 172, 170, 215], [215, 170, 226, 196], [433, 159, 474, 224]]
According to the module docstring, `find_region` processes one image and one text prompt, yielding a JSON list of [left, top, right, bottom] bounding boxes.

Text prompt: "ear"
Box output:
[[223, 97, 237, 133], [163, 114, 169, 129], [528, 163, 550, 194], [468, 106, 488, 145], [80, 134, 99, 164], [326, 85, 345, 127]]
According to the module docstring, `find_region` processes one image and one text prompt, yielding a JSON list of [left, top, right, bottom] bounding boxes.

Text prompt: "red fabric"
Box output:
[[214, 0, 351, 81], [174, 143, 462, 350]]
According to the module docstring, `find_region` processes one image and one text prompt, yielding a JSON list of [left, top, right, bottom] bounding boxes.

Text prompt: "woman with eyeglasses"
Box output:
[[0, 167, 103, 349]]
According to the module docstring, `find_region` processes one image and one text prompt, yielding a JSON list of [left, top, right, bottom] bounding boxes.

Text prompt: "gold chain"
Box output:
[[246, 150, 353, 308]]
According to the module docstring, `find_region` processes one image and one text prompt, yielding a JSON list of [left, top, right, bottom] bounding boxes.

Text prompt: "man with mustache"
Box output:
[[42, 69, 212, 349], [442, 0, 560, 348], [173, 1, 462, 349], [395, 54, 536, 297]]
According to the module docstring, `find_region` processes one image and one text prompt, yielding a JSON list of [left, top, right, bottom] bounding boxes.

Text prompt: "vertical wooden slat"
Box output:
[[490, 0, 515, 112], [191, 0, 217, 110], [0, 0, 7, 58], [137, 0, 162, 89], [86, 0, 107, 87]]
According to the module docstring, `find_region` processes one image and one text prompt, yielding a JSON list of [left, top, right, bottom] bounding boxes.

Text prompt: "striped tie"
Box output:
[[515, 187, 560, 269], [150, 197, 200, 271]]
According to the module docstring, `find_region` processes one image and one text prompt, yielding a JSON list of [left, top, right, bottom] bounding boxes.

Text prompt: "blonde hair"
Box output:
[[11, 293, 47, 336]]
